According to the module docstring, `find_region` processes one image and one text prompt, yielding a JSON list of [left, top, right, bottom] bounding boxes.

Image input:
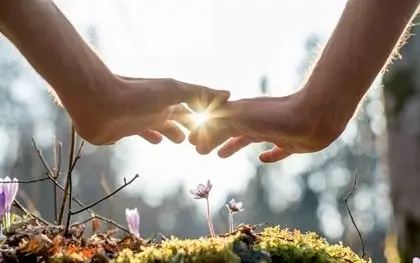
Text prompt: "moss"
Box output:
[[113, 226, 371, 263]]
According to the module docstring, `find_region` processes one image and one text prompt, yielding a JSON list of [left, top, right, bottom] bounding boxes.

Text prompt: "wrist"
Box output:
[[296, 82, 355, 144], [60, 73, 121, 141]]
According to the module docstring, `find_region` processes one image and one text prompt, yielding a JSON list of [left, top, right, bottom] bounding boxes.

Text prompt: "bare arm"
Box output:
[[0, 0, 116, 120], [300, 0, 420, 136], [187, 0, 420, 162]]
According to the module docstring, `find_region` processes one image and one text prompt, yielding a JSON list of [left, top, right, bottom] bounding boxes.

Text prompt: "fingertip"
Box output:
[[259, 148, 292, 163], [172, 134, 186, 144], [259, 153, 274, 163], [217, 90, 231, 100], [144, 136, 163, 144], [217, 150, 230, 159], [139, 130, 163, 144], [188, 133, 197, 145], [196, 145, 210, 155]]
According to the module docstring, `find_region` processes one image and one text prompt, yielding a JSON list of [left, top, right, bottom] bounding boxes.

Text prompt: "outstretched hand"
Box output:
[[188, 92, 347, 163], [70, 75, 230, 146]]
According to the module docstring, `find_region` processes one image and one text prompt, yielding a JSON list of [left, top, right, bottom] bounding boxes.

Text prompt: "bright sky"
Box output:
[[52, 0, 348, 213]]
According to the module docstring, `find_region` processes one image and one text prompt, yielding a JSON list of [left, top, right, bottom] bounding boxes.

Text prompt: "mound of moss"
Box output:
[[114, 225, 371, 263]]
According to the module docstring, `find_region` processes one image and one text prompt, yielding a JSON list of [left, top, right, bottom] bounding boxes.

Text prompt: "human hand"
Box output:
[[69, 75, 230, 146], [188, 91, 348, 163]]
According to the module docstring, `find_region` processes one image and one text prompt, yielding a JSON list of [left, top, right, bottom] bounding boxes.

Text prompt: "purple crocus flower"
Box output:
[[226, 199, 244, 213], [1, 177, 18, 212], [189, 180, 212, 199], [414, 257, 420, 263], [0, 192, 5, 217], [125, 208, 140, 237]]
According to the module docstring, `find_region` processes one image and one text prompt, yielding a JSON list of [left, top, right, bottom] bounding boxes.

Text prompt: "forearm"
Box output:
[[300, 0, 420, 131], [0, 0, 116, 116]]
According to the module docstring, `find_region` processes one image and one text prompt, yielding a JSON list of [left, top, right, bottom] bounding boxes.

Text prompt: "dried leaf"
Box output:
[[91, 218, 101, 233]]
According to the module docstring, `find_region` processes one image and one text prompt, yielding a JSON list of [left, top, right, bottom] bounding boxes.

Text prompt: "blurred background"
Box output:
[[2, 0, 420, 262]]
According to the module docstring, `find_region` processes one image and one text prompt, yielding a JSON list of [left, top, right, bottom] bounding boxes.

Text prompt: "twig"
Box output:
[[31, 137, 131, 234], [343, 171, 366, 258], [100, 172, 113, 230], [70, 174, 139, 216], [13, 200, 51, 225], [65, 140, 84, 232], [3, 176, 50, 184], [53, 137, 63, 179], [70, 213, 131, 234], [40, 168, 129, 233], [53, 137, 62, 222], [58, 126, 77, 225], [31, 138, 58, 180]]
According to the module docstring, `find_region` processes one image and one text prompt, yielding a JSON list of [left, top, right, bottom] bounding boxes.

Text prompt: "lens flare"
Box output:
[[192, 111, 209, 126]]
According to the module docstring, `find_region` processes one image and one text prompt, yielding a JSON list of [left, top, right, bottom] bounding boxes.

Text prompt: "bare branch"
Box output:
[[31, 136, 133, 235], [100, 172, 114, 230], [13, 200, 51, 226], [3, 176, 50, 184], [58, 126, 77, 225], [343, 170, 366, 258], [70, 174, 139, 216], [53, 137, 63, 222], [31, 138, 57, 180], [70, 213, 130, 234]]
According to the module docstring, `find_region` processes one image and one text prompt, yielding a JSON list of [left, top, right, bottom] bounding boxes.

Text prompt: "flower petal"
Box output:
[[0, 178, 4, 194], [2, 177, 12, 211], [236, 202, 243, 209], [189, 189, 199, 196], [206, 180, 212, 191], [197, 184, 206, 193], [0, 193, 5, 217], [9, 178, 18, 205]]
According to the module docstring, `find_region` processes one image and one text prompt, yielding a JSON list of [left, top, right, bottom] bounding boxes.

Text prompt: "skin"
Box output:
[[0, 0, 230, 146], [1, 0, 418, 164], [189, 0, 420, 163]]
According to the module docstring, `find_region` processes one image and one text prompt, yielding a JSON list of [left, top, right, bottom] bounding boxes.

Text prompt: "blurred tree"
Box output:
[[382, 15, 420, 262]]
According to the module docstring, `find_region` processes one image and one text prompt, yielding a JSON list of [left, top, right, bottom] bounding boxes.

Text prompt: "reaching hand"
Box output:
[[70, 75, 230, 146], [188, 92, 347, 163]]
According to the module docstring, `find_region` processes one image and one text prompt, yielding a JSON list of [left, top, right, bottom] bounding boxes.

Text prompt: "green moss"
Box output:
[[113, 226, 371, 263]]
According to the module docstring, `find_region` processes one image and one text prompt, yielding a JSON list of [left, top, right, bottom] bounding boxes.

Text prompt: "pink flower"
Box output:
[[226, 199, 244, 213], [413, 257, 420, 263], [189, 180, 212, 199], [125, 208, 140, 237]]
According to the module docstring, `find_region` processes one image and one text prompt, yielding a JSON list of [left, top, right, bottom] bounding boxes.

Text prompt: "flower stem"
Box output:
[[4, 212, 10, 231], [206, 198, 215, 237], [228, 211, 233, 233]]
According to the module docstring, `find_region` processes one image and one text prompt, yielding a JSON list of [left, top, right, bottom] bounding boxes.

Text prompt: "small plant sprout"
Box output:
[[226, 199, 244, 233], [190, 180, 215, 237], [125, 208, 140, 238], [0, 177, 19, 231]]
